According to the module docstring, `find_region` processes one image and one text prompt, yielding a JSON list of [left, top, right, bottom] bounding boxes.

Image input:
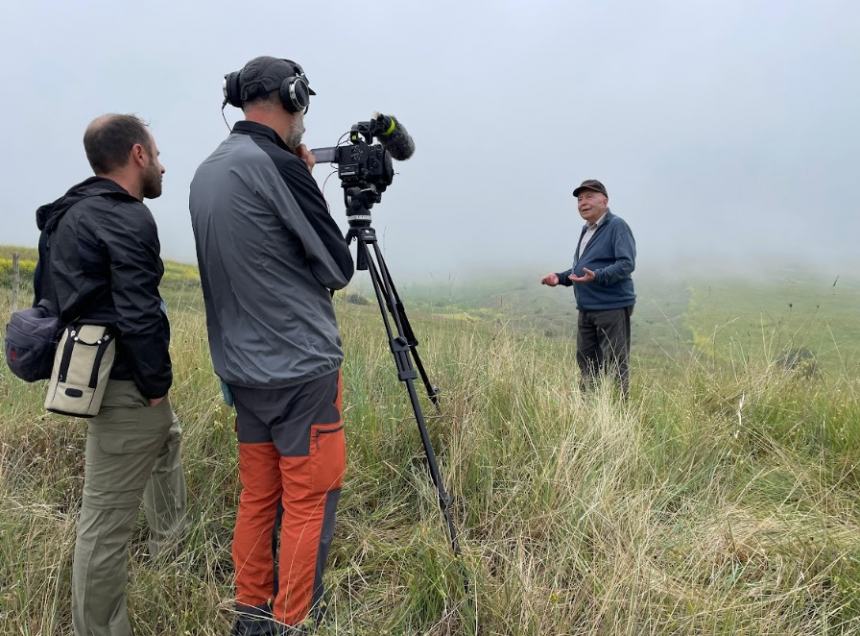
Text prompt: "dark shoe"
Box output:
[[231, 604, 279, 636]]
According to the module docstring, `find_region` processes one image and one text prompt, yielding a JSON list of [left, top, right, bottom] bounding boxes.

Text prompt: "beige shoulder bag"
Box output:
[[44, 324, 116, 417]]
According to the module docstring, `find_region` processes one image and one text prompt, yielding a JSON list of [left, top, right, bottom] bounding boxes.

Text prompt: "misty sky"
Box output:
[[1, 0, 858, 279]]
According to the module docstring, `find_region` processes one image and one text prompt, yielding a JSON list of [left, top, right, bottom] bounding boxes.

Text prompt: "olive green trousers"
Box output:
[[71, 380, 186, 636]]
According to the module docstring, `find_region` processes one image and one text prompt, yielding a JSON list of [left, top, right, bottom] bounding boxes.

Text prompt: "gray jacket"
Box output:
[[189, 121, 354, 388]]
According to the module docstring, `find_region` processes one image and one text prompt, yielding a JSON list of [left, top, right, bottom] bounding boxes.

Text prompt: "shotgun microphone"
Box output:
[[373, 113, 415, 161]]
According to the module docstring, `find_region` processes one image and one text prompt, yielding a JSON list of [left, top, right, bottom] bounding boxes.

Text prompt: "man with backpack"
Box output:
[[32, 114, 186, 636]]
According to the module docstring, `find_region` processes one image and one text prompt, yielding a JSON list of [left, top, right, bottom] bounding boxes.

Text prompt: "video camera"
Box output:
[[312, 113, 414, 215]]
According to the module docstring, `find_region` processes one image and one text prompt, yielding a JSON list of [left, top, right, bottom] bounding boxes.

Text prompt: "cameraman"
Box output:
[[189, 56, 353, 634], [541, 179, 636, 398]]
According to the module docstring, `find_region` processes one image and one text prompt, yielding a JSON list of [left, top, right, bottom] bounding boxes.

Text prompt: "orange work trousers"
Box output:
[[230, 370, 345, 628]]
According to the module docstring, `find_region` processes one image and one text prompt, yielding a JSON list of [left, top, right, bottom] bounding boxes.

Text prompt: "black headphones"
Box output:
[[222, 58, 313, 113]]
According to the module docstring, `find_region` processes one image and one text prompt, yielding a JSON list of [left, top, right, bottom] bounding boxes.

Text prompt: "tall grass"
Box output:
[[2, 283, 860, 634]]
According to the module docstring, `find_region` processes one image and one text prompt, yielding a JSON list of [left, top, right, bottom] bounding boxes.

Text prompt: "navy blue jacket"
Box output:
[[557, 210, 636, 311]]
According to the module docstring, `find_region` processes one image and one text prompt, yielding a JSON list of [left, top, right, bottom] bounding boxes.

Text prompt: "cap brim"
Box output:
[[573, 186, 602, 197]]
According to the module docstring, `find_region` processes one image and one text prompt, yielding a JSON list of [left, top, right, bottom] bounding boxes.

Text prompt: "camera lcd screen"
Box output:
[[311, 147, 337, 163]]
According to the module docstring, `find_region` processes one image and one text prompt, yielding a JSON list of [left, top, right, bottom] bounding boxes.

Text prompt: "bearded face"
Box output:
[[141, 137, 164, 200], [284, 110, 305, 151]]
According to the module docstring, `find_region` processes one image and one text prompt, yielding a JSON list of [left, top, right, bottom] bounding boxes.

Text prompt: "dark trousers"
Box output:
[[576, 306, 633, 398]]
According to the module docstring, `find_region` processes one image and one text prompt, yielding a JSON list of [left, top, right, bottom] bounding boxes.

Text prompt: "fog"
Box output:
[[1, 0, 858, 280]]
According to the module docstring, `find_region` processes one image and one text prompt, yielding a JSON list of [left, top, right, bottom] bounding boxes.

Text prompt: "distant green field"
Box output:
[[395, 270, 858, 375], [4, 244, 857, 375], [3, 244, 856, 376], [684, 277, 860, 372]]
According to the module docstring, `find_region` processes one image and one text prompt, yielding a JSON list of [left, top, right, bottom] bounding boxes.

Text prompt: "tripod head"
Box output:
[[344, 187, 377, 270], [344, 184, 381, 228]]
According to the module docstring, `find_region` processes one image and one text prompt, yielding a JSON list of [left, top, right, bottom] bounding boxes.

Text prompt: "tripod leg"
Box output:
[[370, 240, 441, 410], [355, 237, 462, 557]]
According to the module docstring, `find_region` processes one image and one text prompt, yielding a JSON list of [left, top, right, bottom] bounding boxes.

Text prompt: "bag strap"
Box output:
[[36, 225, 61, 316]]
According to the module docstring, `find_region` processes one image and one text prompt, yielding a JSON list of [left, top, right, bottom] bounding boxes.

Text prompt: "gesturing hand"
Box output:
[[540, 273, 559, 286], [569, 268, 596, 284]]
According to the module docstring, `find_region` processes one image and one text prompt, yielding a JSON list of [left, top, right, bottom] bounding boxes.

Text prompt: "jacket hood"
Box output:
[[36, 176, 135, 233]]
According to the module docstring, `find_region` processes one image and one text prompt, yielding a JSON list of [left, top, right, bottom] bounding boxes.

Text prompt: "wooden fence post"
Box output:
[[11, 252, 20, 312]]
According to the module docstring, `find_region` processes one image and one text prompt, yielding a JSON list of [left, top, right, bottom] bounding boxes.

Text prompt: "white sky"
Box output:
[[1, 0, 858, 278]]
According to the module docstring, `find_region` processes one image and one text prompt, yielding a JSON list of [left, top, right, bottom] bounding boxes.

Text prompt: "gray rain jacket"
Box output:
[[189, 121, 354, 388]]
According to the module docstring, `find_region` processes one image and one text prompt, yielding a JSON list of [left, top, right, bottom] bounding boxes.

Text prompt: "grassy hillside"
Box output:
[[0, 245, 199, 290], [2, 258, 860, 634]]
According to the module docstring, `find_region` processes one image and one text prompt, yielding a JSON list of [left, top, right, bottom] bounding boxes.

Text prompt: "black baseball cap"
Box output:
[[239, 56, 316, 102], [572, 179, 608, 197]]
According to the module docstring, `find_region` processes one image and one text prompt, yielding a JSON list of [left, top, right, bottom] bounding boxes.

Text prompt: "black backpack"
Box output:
[[5, 197, 70, 382], [4, 300, 61, 382]]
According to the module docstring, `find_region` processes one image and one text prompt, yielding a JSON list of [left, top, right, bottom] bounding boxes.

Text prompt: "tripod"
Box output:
[[343, 188, 461, 558]]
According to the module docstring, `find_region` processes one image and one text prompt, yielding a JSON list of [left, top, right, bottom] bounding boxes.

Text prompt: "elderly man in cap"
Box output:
[[541, 179, 637, 397]]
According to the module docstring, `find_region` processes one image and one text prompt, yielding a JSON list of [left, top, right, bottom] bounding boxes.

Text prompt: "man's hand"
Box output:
[[541, 273, 560, 287], [149, 396, 166, 407], [296, 144, 315, 173], [569, 268, 596, 284]]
